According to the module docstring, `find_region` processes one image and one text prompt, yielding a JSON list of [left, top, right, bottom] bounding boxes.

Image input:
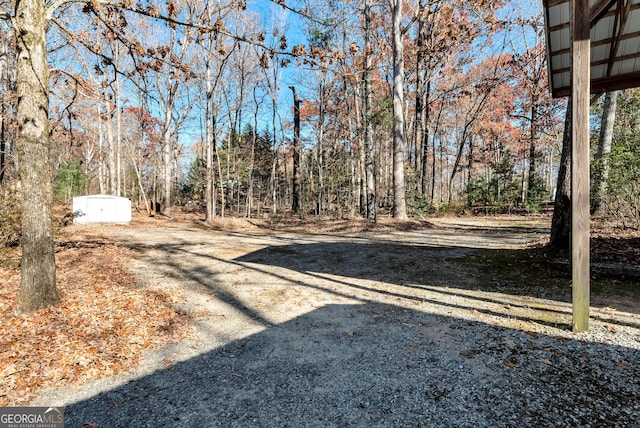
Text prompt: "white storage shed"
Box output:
[[72, 195, 131, 224]]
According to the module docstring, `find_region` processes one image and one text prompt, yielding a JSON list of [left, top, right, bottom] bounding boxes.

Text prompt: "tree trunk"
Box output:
[[364, 0, 376, 221], [0, 110, 5, 184], [268, 69, 279, 215], [317, 133, 325, 216], [162, 103, 173, 216], [114, 43, 122, 197], [526, 105, 537, 203], [216, 117, 225, 217], [151, 150, 157, 216], [97, 97, 106, 194], [289, 85, 301, 214], [247, 88, 260, 218], [160, 32, 179, 217], [414, 56, 425, 192], [420, 81, 431, 197], [431, 104, 445, 204], [314, 76, 327, 216], [591, 90, 618, 214], [354, 86, 365, 215], [449, 133, 467, 203], [106, 92, 117, 194], [205, 116, 215, 221], [0, 34, 6, 184], [391, 0, 407, 219], [131, 153, 150, 216], [415, 0, 431, 197], [205, 43, 215, 222], [202, 36, 236, 220], [467, 137, 474, 206], [270, 156, 277, 214], [550, 101, 572, 250], [15, 0, 59, 314]]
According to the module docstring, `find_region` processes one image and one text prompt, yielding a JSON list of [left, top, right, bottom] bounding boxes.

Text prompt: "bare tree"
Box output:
[[591, 90, 618, 214], [13, 0, 59, 313], [5, 0, 238, 312], [158, 26, 186, 216], [289, 85, 301, 213], [550, 101, 571, 250], [0, 26, 14, 184], [391, 0, 407, 219], [202, 8, 239, 222], [363, 0, 376, 220]]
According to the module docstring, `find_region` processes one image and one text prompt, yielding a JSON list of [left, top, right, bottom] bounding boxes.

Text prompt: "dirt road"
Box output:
[[32, 216, 640, 427]]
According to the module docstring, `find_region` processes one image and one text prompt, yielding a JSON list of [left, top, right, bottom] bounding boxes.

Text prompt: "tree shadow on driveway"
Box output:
[[64, 302, 640, 427], [234, 240, 640, 329], [56, 224, 640, 427]]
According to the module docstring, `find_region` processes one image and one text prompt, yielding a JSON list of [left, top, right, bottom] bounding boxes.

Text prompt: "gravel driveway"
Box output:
[[32, 217, 640, 427]]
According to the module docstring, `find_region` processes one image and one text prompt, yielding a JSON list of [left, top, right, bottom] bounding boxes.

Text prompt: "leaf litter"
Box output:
[[0, 237, 193, 406]]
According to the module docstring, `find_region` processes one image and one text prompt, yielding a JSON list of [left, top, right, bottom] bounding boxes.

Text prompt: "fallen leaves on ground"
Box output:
[[592, 228, 640, 264], [0, 238, 192, 406]]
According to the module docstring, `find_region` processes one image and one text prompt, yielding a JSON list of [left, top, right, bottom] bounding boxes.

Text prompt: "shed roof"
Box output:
[[544, 0, 640, 98]]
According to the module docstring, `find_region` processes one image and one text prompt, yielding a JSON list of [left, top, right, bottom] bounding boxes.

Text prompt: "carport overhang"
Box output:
[[543, 0, 640, 331]]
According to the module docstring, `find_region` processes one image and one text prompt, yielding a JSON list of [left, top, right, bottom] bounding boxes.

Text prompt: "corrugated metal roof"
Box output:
[[544, 0, 640, 98]]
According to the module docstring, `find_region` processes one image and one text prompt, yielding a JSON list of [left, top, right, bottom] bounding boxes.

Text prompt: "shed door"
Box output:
[[94, 198, 115, 222]]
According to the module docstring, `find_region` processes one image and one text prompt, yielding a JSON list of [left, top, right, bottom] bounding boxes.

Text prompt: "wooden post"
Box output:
[[571, 0, 591, 332]]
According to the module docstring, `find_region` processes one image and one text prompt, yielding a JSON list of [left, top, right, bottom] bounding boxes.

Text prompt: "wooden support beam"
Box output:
[[571, 0, 591, 332], [590, 0, 617, 25]]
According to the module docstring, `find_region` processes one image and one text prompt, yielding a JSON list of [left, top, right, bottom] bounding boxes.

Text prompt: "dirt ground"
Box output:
[[28, 213, 640, 426]]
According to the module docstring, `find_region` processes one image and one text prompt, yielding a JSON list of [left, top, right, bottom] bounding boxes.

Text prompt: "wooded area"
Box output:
[[1, 0, 640, 313]]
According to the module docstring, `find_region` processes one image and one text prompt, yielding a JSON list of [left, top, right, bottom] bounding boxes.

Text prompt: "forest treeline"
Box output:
[[1, 1, 640, 312], [1, 1, 638, 223]]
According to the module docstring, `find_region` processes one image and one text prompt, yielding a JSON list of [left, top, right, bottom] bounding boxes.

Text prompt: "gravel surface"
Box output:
[[31, 217, 640, 427]]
